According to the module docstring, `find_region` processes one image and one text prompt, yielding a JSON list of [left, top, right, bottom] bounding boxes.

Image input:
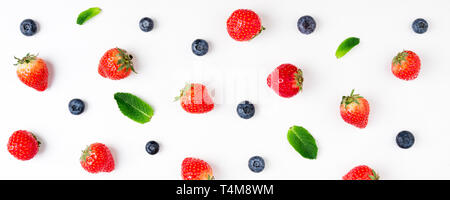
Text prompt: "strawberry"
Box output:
[[80, 143, 115, 173], [343, 165, 379, 180], [226, 9, 264, 41], [267, 63, 303, 98], [7, 130, 40, 161], [340, 89, 370, 129], [392, 50, 421, 81], [14, 53, 48, 91], [181, 157, 214, 180], [98, 48, 135, 80], [175, 83, 214, 114]]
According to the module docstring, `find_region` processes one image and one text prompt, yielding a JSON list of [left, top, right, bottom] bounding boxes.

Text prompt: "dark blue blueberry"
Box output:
[[248, 156, 265, 173], [297, 15, 316, 35], [20, 19, 37, 36], [237, 101, 255, 119], [139, 17, 154, 32], [396, 131, 415, 149], [68, 99, 85, 115], [191, 39, 209, 56], [412, 18, 428, 34], [145, 141, 159, 155]]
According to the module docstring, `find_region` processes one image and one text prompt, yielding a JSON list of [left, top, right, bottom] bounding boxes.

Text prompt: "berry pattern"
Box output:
[[5, 5, 437, 180]]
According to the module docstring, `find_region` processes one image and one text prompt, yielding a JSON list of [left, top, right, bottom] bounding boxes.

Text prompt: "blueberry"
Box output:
[[20, 19, 37, 36], [145, 141, 159, 155], [68, 99, 85, 115], [139, 17, 154, 32], [297, 15, 316, 35], [191, 39, 209, 56], [236, 101, 255, 119], [248, 156, 265, 173], [396, 131, 415, 149], [412, 18, 428, 34]]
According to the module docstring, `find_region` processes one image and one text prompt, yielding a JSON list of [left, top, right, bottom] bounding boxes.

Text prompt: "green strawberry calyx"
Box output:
[[392, 51, 409, 65], [207, 174, 215, 180], [80, 146, 91, 162], [14, 53, 38, 66], [294, 69, 304, 91], [341, 89, 363, 109], [174, 83, 193, 102], [116, 48, 136, 73], [368, 169, 380, 180]]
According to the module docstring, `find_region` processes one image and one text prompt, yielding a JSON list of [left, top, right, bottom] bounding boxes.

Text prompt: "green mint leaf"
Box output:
[[77, 7, 102, 25], [336, 37, 360, 59], [114, 92, 153, 124], [287, 126, 318, 159]]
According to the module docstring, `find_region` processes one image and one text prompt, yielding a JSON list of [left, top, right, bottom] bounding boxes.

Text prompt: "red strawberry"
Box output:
[[175, 83, 214, 114], [98, 48, 135, 80], [343, 165, 379, 180], [392, 50, 421, 81], [80, 143, 115, 173], [340, 89, 370, 128], [14, 53, 49, 91], [267, 63, 303, 98], [226, 9, 264, 41], [7, 130, 40, 161], [181, 157, 214, 180]]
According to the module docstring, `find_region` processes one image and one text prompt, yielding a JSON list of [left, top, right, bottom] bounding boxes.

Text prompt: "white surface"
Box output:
[[0, 0, 449, 180]]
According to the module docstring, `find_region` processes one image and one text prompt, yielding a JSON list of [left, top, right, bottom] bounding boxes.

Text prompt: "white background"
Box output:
[[0, 0, 449, 180]]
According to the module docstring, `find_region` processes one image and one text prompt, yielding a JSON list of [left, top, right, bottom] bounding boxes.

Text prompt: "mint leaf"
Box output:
[[114, 92, 153, 124], [77, 7, 102, 25], [287, 126, 318, 159], [336, 37, 360, 59]]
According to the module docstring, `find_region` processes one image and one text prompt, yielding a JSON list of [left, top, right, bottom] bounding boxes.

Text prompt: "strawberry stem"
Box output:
[[251, 26, 265, 40], [116, 48, 136, 73], [14, 53, 38, 66], [341, 89, 363, 108], [392, 51, 409, 65], [80, 146, 91, 162], [294, 69, 304, 91], [174, 83, 192, 102]]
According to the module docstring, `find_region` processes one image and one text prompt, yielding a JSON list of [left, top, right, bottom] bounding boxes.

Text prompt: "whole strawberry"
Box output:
[[7, 130, 40, 161], [227, 9, 264, 41], [343, 165, 379, 180], [80, 143, 115, 173], [181, 157, 214, 180], [14, 53, 48, 91], [392, 50, 421, 81], [98, 48, 135, 80], [340, 89, 370, 128], [267, 63, 303, 98], [175, 83, 214, 114]]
